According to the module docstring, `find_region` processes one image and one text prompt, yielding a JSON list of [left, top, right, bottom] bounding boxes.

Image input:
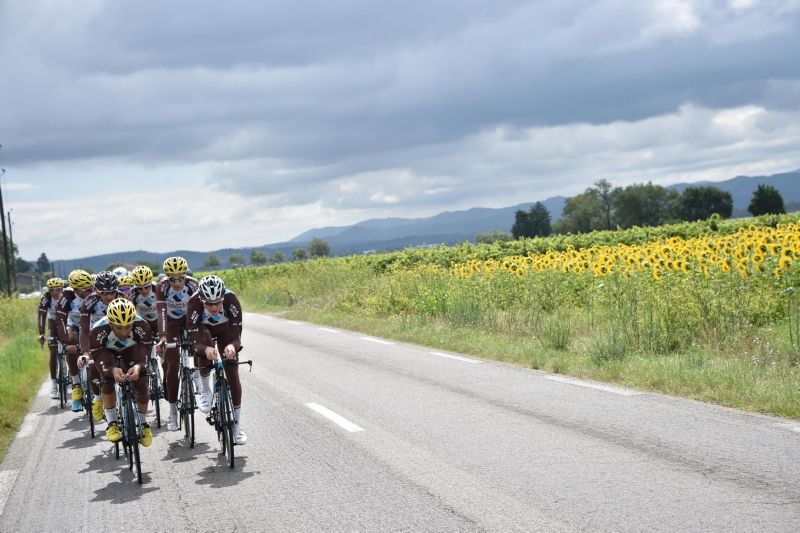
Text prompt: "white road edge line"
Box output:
[[16, 413, 39, 439], [546, 375, 640, 396], [359, 336, 395, 345], [430, 351, 482, 364], [0, 469, 20, 517], [777, 422, 800, 434], [286, 320, 304, 325], [304, 403, 364, 432], [317, 327, 340, 333]]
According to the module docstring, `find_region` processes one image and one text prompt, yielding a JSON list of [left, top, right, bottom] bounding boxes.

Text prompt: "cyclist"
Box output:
[[91, 298, 153, 446], [155, 256, 199, 430], [118, 274, 134, 297], [38, 277, 65, 399], [55, 269, 95, 412], [79, 271, 125, 422], [112, 266, 128, 280], [186, 275, 247, 445], [129, 265, 158, 334]]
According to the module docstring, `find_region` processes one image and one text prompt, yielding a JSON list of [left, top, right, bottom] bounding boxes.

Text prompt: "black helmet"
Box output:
[[94, 271, 119, 292]]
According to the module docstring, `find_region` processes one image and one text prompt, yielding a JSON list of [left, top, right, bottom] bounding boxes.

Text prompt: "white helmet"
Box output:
[[112, 266, 128, 280], [198, 275, 226, 303]]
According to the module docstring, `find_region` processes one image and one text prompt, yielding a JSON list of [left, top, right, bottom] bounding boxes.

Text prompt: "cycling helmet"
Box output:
[[163, 256, 188, 276], [130, 265, 153, 287], [94, 271, 119, 292], [119, 275, 134, 287], [106, 298, 137, 326], [46, 277, 65, 289], [112, 266, 128, 280], [68, 269, 94, 290], [198, 275, 226, 303]]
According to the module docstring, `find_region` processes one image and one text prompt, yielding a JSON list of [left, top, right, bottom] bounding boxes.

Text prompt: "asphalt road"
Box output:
[[1, 312, 799, 532]]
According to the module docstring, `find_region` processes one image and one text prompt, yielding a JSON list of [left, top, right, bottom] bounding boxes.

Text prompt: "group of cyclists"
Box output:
[[36, 256, 248, 449]]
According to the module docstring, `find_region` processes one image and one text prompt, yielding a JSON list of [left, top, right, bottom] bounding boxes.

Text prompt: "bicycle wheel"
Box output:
[[85, 379, 95, 439], [58, 355, 68, 409], [126, 398, 142, 484], [149, 358, 161, 428], [220, 378, 235, 469], [181, 369, 195, 448]]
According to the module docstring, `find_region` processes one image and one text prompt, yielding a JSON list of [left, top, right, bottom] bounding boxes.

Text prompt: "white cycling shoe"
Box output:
[[233, 424, 247, 445], [198, 391, 212, 414], [49, 382, 59, 400], [167, 413, 179, 431]]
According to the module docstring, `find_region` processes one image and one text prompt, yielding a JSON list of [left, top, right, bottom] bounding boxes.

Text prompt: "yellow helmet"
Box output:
[[106, 298, 137, 326], [119, 275, 134, 288], [46, 277, 65, 289], [130, 265, 153, 287], [163, 256, 188, 276], [68, 269, 94, 290]]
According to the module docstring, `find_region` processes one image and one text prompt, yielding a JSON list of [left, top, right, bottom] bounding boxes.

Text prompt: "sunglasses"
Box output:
[[99, 290, 117, 297], [168, 276, 186, 283], [202, 300, 223, 307]]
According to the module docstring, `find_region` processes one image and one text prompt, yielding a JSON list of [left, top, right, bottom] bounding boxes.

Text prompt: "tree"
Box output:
[[228, 253, 245, 266], [204, 254, 221, 268], [36, 252, 50, 274], [595, 179, 615, 230], [677, 186, 733, 221], [476, 230, 513, 244], [271, 251, 285, 264], [552, 188, 604, 234], [250, 250, 268, 265], [15, 257, 32, 273], [511, 202, 552, 239], [748, 184, 786, 216], [308, 238, 331, 258], [613, 182, 678, 228], [292, 248, 308, 261]]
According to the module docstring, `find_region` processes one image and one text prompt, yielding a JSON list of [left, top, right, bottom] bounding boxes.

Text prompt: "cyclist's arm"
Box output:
[[54, 295, 71, 344], [37, 295, 49, 335], [225, 292, 243, 352], [155, 281, 168, 341], [78, 298, 93, 354]]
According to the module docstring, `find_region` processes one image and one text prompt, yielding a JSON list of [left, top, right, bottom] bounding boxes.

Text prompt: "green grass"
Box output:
[[0, 298, 50, 461]]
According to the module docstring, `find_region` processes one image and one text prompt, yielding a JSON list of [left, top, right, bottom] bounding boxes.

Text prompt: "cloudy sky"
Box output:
[[2, 0, 799, 260]]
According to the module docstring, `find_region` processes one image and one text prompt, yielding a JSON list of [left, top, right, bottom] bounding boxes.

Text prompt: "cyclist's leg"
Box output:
[[96, 357, 121, 442], [194, 331, 214, 412], [89, 362, 104, 422], [47, 321, 59, 398], [218, 333, 246, 444]]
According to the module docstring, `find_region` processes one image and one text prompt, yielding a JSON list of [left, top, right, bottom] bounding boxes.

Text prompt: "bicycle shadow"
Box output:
[[91, 470, 158, 503], [57, 432, 101, 450], [163, 440, 212, 464], [58, 415, 90, 433], [195, 456, 259, 488], [79, 445, 130, 475], [40, 404, 71, 416]]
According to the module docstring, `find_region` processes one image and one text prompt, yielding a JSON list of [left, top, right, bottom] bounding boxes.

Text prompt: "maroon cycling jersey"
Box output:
[[79, 290, 125, 351], [37, 290, 60, 335], [186, 290, 243, 355], [55, 288, 86, 344], [155, 276, 199, 333], [89, 315, 152, 374]]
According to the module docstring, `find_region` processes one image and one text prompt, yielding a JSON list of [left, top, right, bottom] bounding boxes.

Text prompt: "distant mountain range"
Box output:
[[51, 169, 800, 275]]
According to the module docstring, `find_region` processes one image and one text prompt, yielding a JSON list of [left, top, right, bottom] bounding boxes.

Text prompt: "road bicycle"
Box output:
[[147, 346, 163, 428], [113, 376, 144, 485], [165, 331, 196, 447], [205, 357, 252, 469], [78, 355, 96, 438], [53, 339, 69, 410]]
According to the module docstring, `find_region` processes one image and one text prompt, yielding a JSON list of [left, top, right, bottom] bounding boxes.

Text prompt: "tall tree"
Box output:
[[228, 253, 245, 266], [292, 248, 308, 261], [512, 202, 551, 238], [250, 250, 268, 265], [308, 238, 331, 258], [594, 179, 616, 230], [271, 251, 285, 264], [36, 252, 50, 274], [613, 182, 678, 228], [677, 186, 733, 221], [748, 184, 786, 216], [204, 254, 221, 267], [552, 188, 604, 234]]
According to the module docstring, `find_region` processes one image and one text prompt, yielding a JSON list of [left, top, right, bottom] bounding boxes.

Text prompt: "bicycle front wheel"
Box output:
[[181, 369, 195, 448], [220, 378, 235, 469], [58, 356, 68, 409], [126, 399, 142, 484]]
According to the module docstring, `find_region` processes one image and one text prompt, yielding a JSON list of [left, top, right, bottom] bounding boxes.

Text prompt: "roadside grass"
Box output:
[[238, 286, 800, 419], [0, 298, 49, 461]]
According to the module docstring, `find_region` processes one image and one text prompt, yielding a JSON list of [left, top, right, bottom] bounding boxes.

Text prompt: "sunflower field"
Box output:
[[217, 213, 800, 417]]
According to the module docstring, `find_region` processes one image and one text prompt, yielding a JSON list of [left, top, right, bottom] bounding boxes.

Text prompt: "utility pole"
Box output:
[[0, 164, 12, 296], [8, 210, 16, 292]]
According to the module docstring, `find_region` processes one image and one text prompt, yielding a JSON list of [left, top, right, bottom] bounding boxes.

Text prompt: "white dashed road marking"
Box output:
[[305, 403, 365, 433], [359, 337, 395, 346], [546, 375, 640, 396], [430, 351, 482, 364]]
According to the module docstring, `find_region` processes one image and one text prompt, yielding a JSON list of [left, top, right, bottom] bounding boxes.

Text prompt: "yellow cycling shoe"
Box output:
[[105, 422, 122, 443], [71, 385, 83, 401], [139, 427, 153, 447], [91, 400, 104, 422]]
